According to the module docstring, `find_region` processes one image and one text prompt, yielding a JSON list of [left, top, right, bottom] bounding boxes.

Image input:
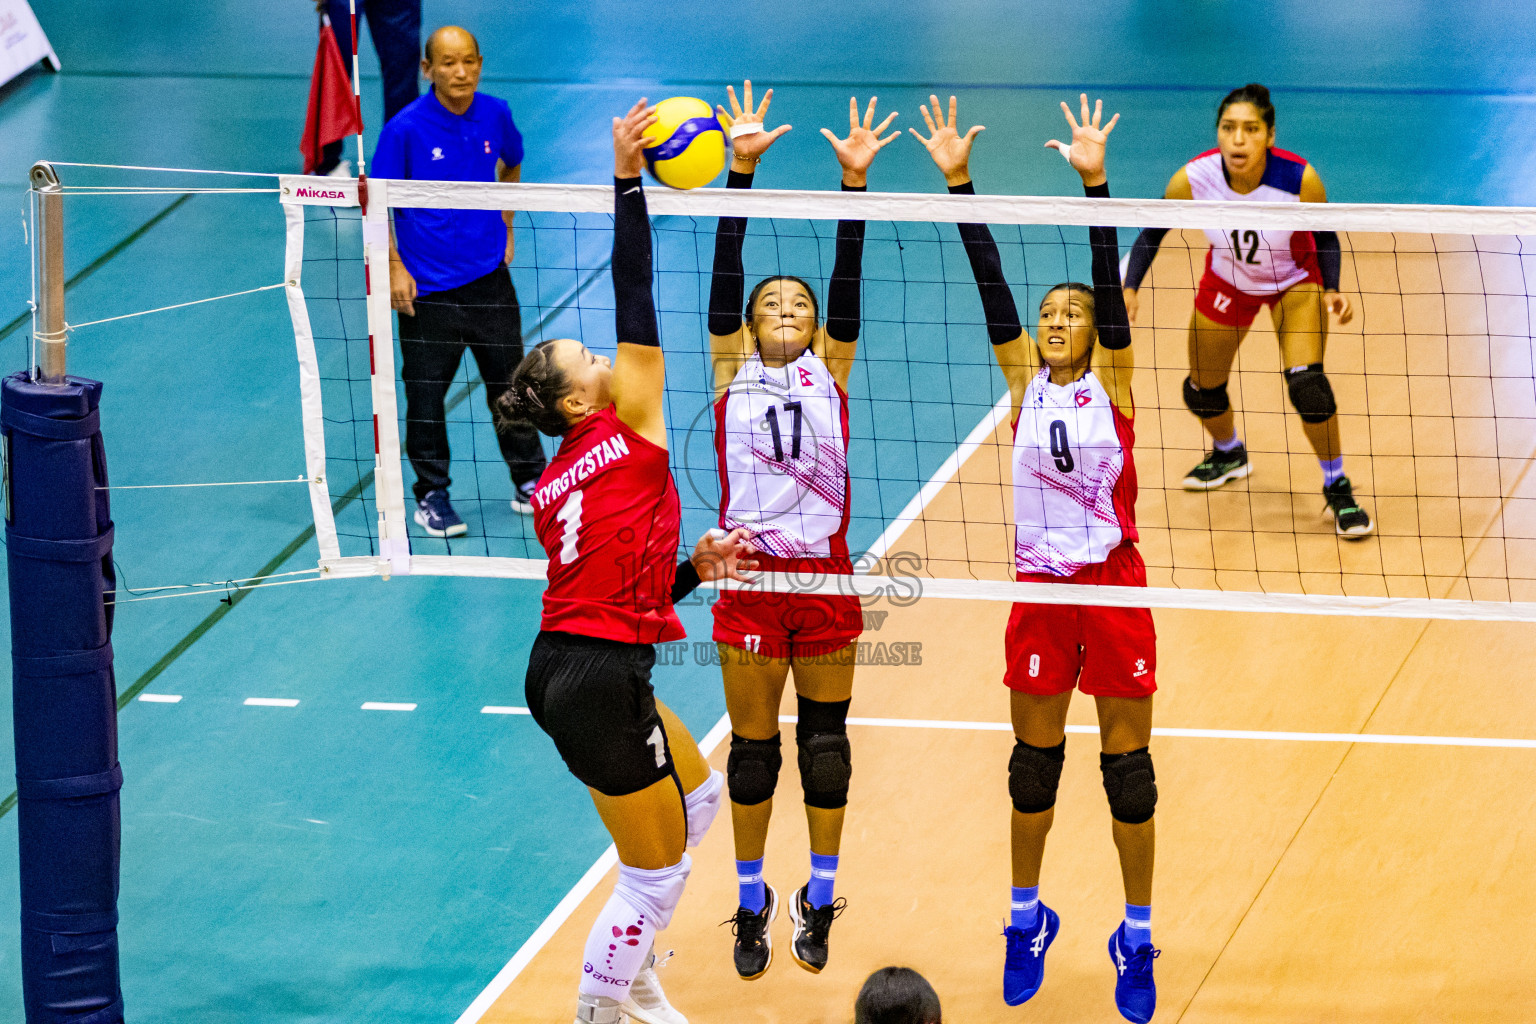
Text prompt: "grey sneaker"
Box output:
[[1182, 444, 1252, 490]]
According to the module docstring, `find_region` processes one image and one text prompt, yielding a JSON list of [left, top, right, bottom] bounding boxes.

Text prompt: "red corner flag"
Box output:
[[300, 19, 364, 174]]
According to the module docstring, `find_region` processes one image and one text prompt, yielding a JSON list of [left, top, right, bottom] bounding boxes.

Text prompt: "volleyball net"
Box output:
[[34, 165, 1535, 620]]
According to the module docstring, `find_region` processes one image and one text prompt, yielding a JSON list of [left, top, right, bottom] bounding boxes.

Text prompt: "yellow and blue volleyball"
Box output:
[[642, 97, 728, 190]]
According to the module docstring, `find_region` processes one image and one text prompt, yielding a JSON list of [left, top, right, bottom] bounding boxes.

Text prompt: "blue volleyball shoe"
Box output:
[[1002, 903, 1059, 1005], [1108, 923, 1160, 1023], [414, 489, 467, 538]]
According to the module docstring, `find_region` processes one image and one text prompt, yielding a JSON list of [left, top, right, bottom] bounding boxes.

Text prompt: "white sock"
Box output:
[[578, 889, 655, 1003]]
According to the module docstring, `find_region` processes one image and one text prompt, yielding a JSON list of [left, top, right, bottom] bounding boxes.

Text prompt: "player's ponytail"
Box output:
[[1217, 83, 1275, 129], [499, 340, 574, 438]]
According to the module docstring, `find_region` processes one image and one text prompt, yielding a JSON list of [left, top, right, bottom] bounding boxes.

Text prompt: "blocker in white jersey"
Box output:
[[1012, 368, 1138, 577], [1187, 145, 1321, 307], [714, 349, 851, 560]]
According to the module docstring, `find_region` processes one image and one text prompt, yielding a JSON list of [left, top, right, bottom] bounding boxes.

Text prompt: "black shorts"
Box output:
[[524, 630, 677, 797]]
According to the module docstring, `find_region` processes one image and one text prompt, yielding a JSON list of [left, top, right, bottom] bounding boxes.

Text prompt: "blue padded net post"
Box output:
[[3, 372, 124, 1024]]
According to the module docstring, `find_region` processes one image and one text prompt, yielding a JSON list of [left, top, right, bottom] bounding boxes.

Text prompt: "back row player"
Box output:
[[1124, 83, 1373, 538]]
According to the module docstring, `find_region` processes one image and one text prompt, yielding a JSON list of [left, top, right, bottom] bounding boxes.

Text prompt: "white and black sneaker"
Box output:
[[1323, 476, 1374, 539], [1182, 444, 1252, 490], [724, 884, 777, 981], [788, 884, 846, 974]]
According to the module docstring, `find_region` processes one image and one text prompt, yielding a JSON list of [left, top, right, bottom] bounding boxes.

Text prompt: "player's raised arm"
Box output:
[[910, 95, 1032, 420], [815, 96, 896, 389], [609, 99, 668, 448], [708, 81, 792, 392], [1046, 94, 1133, 414]]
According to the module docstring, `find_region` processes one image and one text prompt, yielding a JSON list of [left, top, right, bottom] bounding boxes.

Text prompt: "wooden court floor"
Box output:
[[471, 238, 1536, 1023]]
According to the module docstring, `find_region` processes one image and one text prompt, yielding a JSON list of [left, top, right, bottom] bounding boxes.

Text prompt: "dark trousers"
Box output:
[[320, 0, 422, 172], [398, 267, 547, 501]]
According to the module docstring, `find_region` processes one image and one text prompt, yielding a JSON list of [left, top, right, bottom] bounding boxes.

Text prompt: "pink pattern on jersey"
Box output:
[[1015, 534, 1090, 577], [743, 432, 849, 517], [1021, 461, 1122, 528]]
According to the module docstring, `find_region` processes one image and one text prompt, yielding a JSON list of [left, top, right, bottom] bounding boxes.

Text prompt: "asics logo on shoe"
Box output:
[[1114, 944, 1127, 975], [1030, 920, 1049, 956]]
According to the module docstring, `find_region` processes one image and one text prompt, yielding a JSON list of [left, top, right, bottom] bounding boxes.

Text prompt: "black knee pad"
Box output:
[[727, 733, 782, 807], [796, 696, 852, 810], [1285, 363, 1336, 424], [1100, 747, 1157, 825], [1182, 376, 1230, 420], [1008, 739, 1065, 814]]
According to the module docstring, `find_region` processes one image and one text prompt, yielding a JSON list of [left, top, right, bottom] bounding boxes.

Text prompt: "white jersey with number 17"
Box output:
[[714, 349, 851, 559]]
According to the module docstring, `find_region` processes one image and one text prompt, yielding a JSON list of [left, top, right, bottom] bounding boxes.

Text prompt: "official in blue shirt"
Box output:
[[372, 25, 546, 537]]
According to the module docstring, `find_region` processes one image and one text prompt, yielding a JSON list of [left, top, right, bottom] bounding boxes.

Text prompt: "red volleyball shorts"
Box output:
[[1004, 543, 1157, 698], [712, 553, 863, 660], [1194, 264, 1322, 329]]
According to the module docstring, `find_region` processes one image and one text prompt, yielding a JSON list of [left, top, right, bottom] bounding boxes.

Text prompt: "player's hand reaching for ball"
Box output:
[[1045, 93, 1119, 188], [910, 95, 984, 187], [822, 96, 899, 189], [718, 80, 791, 173], [613, 98, 659, 179], [1325, 289, 1354, 325], [692, 527, 759, 585]]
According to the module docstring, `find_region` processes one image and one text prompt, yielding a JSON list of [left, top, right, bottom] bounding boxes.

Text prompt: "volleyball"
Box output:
[[641, 96, 728, 190]]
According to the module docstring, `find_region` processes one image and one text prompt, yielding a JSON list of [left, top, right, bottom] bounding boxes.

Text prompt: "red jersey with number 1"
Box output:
[[531, 405, 684, 644]]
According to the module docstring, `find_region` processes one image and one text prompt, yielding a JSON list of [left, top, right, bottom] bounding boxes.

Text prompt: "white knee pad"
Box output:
[[684, 769, 724, 848], [615, 854, 692, 931]]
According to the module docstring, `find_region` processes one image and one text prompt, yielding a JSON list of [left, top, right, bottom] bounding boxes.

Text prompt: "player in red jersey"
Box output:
[[705, 81, 897, 980], [1122, 83, 1372, 537], [500, 100, 756, 1024], [914, 95, 1159, 1022]]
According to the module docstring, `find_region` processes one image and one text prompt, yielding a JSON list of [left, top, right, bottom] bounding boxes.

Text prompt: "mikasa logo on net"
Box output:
[[280, 177, 359, 207]]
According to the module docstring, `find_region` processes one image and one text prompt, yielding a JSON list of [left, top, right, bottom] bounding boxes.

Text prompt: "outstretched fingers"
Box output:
[[1059, 100, 1081, 133]]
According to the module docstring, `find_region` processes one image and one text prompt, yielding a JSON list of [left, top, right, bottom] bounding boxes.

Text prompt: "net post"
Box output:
[[29, 161, 66, 384], [4, 171, 123, 1019]]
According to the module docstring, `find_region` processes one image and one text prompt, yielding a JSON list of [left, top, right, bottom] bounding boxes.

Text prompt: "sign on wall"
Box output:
[[0, 0, 59, 90]]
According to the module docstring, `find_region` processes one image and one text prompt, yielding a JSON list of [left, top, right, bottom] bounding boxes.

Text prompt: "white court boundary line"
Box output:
[[787, 715, 1536, 750], [452, 398, 1006, 1023]]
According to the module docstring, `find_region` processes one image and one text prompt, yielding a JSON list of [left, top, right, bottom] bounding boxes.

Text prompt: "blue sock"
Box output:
[[1213, 432, 1243, 452], [1010, 886, 1040, 930], [1124, 903, 1152, 948], [807, 852, 839, 908], [1320, 456, 1345, 487], [736, 858, 765, 913]]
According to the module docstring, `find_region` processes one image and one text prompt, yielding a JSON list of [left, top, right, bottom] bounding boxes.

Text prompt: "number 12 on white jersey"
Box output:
[[555, 489, 583, 564]]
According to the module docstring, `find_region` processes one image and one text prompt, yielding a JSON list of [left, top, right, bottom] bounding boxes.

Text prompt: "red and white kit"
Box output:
[[713, 349, 861, 658], [530, 405, 684, 645], [1006, 368, 1155, 698], [1187, 146, 1322, 328]]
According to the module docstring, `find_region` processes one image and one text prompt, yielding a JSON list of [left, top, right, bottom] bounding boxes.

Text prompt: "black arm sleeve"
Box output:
[[707, 169, 754, 337], [948, 181, 1022, 346], [1123, 227, 1168, 291], [670, 558, 701, 604], [824, 182, 867, 343], [613, 175, 659, 348], [1084, 182, 1131, 351], [1313, 231, 1341, 291]]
